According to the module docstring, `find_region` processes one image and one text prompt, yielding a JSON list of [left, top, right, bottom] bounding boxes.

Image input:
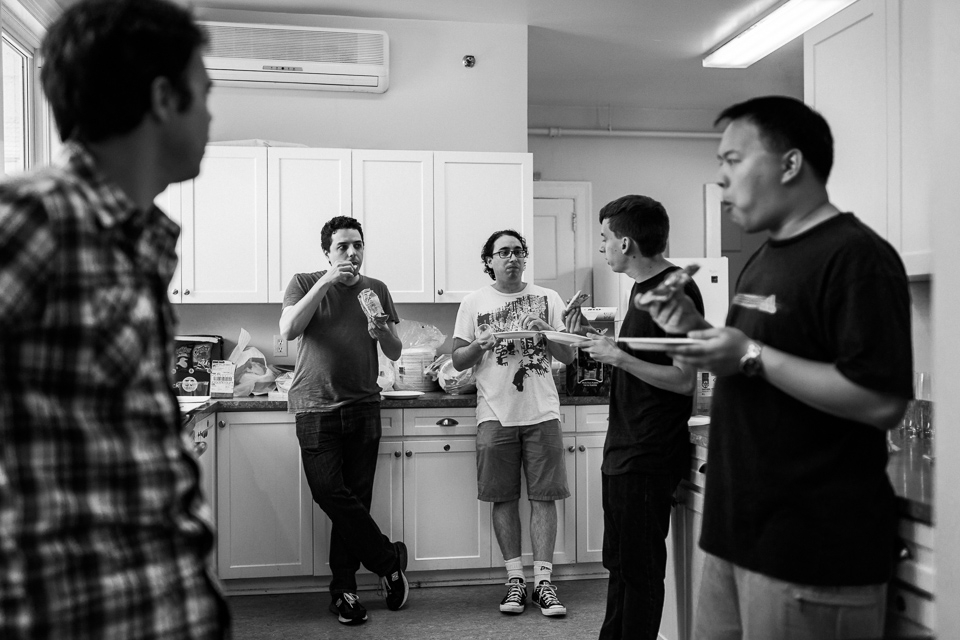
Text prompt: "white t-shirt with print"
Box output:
[[453, 283, 566, 426]]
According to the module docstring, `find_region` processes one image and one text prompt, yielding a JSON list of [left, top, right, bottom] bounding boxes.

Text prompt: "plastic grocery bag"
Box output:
[[397, 319, 446, 351], [227, 328, 276, 396], [426, 354, 476, 395], [377, 343, 396, 392]]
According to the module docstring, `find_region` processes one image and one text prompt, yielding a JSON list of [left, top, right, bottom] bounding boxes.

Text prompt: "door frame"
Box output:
[[533, 181, 594, 297]]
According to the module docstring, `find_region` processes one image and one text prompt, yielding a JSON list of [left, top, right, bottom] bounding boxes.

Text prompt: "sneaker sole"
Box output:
[[537, 605, 567, 617], [328, 603, 368, 625], [499, 603, 525, 614]]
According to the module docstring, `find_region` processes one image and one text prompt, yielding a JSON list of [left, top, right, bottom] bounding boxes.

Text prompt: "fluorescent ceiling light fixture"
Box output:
[[703, 0, 857, 68]]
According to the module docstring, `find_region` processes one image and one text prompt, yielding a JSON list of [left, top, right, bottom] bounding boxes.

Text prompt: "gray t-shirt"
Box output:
[[283, 272, 399, 412]]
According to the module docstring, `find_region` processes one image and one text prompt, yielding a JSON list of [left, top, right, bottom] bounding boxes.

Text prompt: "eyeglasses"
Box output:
[[493, 248, 528, 259]]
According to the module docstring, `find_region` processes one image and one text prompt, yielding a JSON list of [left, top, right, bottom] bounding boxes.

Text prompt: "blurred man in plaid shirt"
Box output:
[[0, 1, 228, 638]]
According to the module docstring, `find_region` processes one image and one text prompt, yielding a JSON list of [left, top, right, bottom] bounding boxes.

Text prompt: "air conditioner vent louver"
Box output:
[[204, 24, 385, 66], [199, 22, 389, 93]]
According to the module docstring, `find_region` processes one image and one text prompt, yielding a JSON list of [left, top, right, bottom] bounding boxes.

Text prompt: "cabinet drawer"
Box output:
[[888, 582, 935, 631], [380, 408, 403, 438], [575, 404, 609, 433], [896, 518, 935, 595], [559, 405, 576, 434], [403, 407, 478, 437]]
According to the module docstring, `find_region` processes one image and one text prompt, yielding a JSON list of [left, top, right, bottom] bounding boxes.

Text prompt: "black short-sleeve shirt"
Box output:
[[700, 213, 913, 586]]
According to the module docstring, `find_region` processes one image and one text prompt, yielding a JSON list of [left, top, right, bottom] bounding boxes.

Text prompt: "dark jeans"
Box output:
[[296, 403, 396, 596], [599, 471, 681, 640]]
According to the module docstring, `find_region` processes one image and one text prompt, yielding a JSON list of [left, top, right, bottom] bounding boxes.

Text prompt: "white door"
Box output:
[[181, 147, 269, 303], [509, 435, 577, 567], [217, 412, 313, 579], [313, 439, 404, 577], [353, 150, 434, 302], [575, 434, 606, 563], [268, 148, 351, 303], [533, 195, 577, 303], [434, 152, 533, 302], [402, 439, 492, 571], [154, 183, 183, 302]]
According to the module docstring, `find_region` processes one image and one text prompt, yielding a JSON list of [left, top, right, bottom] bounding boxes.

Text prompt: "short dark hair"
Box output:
[[481, 229, 528, 280], [41, 0, 207, 143], [321, 216, 365, 253], [599, 195, 669, 258], [715, 95, 834, 182]]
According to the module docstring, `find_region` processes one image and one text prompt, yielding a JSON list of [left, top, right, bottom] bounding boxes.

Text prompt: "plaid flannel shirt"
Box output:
[[0, 143, 228, 639]]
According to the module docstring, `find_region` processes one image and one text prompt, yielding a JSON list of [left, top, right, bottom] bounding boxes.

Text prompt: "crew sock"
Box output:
[[504, 557, 525, 583], [533, 560, 553, 586]]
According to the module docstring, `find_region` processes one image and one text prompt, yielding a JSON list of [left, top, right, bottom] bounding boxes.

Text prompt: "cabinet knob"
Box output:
[[436, 418, 459, 427], [198, 429, 208, 438], [437, 289, 444, 296], [218, 420, 225, 429], [394, 451, 401, 458], [184, 289, 191, 296], [578, 445, 586, 452], [699, 464, 707, 474], [443, 444, 451, 452], [567, 445, 575, 453], [171, 289, 179, 296], [405, 450, 413, 457]]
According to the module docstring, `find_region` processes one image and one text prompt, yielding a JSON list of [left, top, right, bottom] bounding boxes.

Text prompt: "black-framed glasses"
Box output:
[[494, 248, 528, 259]]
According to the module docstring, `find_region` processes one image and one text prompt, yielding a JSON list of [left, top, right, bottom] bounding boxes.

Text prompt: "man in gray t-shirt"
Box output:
[[279, 216, 407, 625]]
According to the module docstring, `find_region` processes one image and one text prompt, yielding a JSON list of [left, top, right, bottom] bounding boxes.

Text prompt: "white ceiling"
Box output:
[[36, 0, 803, 116]]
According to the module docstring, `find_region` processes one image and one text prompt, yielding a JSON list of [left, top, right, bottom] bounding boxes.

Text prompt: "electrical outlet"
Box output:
[[273, 335, 287, 357]]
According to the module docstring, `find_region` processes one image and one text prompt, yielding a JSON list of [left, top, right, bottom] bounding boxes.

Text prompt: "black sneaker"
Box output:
[[532, 581, 567, 617], [329, 592, 368, 625], [379, 541, 409, 611], [499, 578, 527, 614]]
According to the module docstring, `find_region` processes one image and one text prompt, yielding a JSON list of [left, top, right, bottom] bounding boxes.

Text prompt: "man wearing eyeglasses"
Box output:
[[452, 229, 577, 619]]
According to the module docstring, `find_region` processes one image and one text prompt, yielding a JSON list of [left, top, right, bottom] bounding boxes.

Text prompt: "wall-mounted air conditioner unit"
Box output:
[[200, 22, 389, 93]]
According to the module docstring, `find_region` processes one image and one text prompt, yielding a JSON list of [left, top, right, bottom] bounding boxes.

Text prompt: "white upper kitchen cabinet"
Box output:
[[180, 147, 269, 302], [805, 0, 932, 278], [352, 150, 434, 302], [154, 184, 183, 303], [434, 152, 534, 302], [268, 148, 351, 303]]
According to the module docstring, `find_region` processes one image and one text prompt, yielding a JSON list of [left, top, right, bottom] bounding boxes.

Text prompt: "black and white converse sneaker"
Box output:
[[329, 592, 368, 625], [532, 581, 567, 616], [499, 578, 527, 614]]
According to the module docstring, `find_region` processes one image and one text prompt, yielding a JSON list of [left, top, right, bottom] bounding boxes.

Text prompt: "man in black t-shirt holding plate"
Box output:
[[565, 195, 704, 640], [640, 97, 913, 640]]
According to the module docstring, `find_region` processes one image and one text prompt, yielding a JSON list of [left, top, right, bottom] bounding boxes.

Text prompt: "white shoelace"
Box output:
[[537, 584, 561, 608], [342, 592, 361, 607], [503, 580, 526, 603]]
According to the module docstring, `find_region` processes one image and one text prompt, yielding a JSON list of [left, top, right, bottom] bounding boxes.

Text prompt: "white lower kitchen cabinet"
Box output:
[[216, 412, 314, 579], [673, 482, 705, 640], [574, 433, 606, 564]]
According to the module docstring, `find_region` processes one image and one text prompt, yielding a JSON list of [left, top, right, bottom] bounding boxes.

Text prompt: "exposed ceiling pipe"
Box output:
[[528, 127, 721, 140]]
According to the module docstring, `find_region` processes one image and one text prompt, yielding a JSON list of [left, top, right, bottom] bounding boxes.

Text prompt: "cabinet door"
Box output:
[[660, 503, 683, 640], [506, 435, 577, 567], [575, 434, 606, 563], [805, 0, 900, 245], [402, 439, 492, 571], [217, 412, 313, 579], [181, 147, 269, 303], [154, 183, 183, 302], [268, 148, 351, 303], [313, 439, 404, 577], [353, 150, 434, 302], [434, 152, 534, 302], [677, 484, 705, 640], [192, 413, 217, 525]]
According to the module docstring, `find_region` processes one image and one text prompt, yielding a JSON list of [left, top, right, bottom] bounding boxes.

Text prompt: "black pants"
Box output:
[[599, 471, 680, 640], [296, 403, 396, 595]]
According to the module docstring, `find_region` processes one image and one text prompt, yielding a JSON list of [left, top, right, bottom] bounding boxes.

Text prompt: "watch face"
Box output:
[[740, 343, 763, 377]]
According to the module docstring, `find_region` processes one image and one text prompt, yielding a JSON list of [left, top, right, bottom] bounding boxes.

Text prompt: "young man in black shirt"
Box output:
[[566, 195, 703, 639], [641, 96, 913, 640]]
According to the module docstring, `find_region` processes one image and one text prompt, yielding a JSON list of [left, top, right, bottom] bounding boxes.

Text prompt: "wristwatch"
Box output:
[[739, 341, 764, 377]]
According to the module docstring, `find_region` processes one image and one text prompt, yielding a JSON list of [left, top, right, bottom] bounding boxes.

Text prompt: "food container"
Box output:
[[395, 346, 440, 391], [172, 335, 223, 396]]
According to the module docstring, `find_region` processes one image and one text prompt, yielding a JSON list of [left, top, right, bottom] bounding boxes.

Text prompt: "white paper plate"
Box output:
[[617, 337, 704, 351], [541, 331, 591, 346], [381, 390, 425, 399], [492, 331, 541, 340]]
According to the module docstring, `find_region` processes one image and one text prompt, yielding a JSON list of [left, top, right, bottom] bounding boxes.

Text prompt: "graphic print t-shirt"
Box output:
[[454, 283, 566, 426]]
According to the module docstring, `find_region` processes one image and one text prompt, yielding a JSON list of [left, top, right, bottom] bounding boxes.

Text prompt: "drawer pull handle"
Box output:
[[198, 429, 208, 438], [218, 421, 225, 429], [567, 445, 575, 453], [443, 444, 451, 452], [394, 451, 401, 458], [437, 418, 459, 427], [699, 464, 707, 474], [578, 445, 586, 452], [405, 450, 413, 457]]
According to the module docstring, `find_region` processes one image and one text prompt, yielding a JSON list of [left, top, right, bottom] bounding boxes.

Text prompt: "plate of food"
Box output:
[[381, 390, 425, 399], [492, 331, 541, 340], [617, 337, 704, 351], [540, 331, 591, 346], [634, 264, 700, 307]]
